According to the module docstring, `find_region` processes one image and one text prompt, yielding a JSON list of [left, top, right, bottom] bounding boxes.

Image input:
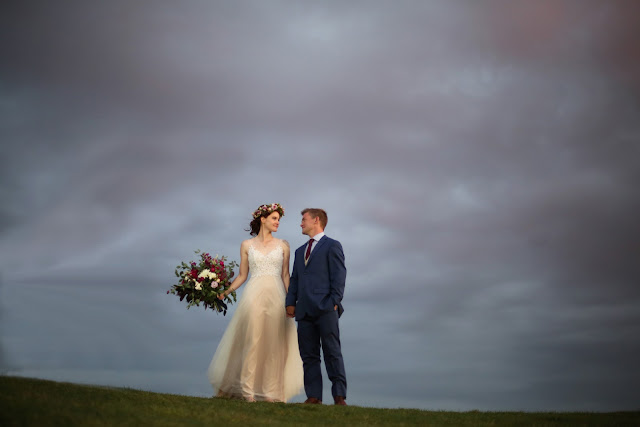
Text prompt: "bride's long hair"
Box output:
[[247, 214, 267, 236]]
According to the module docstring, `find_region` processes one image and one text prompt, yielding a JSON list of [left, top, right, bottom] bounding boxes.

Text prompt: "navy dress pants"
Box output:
[[297, 309, 347, 400]]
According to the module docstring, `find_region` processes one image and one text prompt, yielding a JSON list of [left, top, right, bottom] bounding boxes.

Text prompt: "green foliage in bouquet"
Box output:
[[168, 250, 239, 315]]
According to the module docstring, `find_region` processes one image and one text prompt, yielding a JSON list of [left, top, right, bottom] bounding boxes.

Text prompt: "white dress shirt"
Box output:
[[306, 232, 325, 256]]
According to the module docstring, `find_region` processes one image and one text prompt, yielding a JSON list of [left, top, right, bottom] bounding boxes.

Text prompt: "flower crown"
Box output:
[[252, 203, 285, 219]]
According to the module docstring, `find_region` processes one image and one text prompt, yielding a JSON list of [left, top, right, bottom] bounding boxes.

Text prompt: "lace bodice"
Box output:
[[248, 241, 284, 278]]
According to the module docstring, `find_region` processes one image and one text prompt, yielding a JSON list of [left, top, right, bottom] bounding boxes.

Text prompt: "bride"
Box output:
[[207, 203, 304, 402]]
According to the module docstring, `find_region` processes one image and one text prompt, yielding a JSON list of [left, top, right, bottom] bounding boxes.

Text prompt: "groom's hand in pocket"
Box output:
[[286, 306, 295, 318]]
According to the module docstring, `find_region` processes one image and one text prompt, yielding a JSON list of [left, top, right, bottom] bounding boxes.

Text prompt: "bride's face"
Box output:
[[261, 212, 281, 233]]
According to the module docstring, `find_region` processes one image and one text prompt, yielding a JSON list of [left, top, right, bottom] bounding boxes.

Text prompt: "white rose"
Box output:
[[198, 269, 210, 278], [195, 283, 202, 290]]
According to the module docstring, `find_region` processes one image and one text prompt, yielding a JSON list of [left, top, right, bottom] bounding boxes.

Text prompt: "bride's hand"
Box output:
[[218, 291, 226, 300]]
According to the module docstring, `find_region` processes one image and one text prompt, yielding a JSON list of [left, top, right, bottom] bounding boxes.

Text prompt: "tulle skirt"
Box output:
[[207, 274, 304, 402]]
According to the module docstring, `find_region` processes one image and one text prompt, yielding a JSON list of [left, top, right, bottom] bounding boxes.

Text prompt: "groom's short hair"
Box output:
[[301, 208, 328, 229]]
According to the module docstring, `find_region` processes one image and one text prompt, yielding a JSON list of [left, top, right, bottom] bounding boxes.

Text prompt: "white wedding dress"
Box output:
[[207, 240, 304, 402]]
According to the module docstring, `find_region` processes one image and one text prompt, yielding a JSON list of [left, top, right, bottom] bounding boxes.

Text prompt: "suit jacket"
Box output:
[[286, 235, 347, 320]]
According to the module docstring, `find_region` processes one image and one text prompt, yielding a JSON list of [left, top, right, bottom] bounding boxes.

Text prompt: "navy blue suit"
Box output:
[[286, 235, 347, 400]]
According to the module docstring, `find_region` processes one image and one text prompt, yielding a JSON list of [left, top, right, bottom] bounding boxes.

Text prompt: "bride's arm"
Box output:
[[221, 240, 250, 298], [281, 240, 291, 292]]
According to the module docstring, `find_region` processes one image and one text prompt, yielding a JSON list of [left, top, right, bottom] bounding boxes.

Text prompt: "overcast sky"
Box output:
[[1, 0, 639, 412]]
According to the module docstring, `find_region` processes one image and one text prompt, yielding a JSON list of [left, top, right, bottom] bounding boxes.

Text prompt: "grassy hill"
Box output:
[[1, 376, 638, 426]]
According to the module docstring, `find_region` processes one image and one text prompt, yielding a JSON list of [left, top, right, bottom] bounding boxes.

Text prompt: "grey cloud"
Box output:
[[1, 0, 639, 411]]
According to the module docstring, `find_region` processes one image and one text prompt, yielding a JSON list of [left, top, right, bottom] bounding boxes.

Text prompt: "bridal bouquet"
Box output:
[[168, 250, 239, 315]]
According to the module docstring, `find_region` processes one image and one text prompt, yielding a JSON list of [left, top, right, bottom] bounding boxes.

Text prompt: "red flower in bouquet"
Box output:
[[168, 250, 239, 314]]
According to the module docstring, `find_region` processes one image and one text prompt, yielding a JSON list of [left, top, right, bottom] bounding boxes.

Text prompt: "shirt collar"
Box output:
[[310, 232, 325, 242]]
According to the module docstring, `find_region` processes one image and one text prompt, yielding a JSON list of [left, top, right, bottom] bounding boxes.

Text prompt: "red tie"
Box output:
[[305, 238, 314, 261]]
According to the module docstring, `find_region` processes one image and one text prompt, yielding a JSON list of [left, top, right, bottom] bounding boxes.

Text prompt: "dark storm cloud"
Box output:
[[1, 0, 639, 411], [0, 274, 7, 373]]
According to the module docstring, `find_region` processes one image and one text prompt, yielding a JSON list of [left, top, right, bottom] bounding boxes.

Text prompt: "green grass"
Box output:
[[1, 376, 638, 426]]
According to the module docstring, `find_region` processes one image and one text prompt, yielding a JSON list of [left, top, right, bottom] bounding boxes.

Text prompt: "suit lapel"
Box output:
[[305, 235, 327, 266], [296, 245, 304, 268]]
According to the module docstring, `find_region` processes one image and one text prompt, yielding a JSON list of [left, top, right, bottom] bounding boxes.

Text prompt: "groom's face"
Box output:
[[300, 213, 316, 236]]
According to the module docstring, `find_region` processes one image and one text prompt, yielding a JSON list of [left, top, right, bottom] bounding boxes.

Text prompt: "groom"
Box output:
[[286, 208, 348, 406]]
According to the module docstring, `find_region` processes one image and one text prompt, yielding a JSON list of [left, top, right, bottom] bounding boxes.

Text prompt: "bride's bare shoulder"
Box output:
[[277, 238, 290, 248], [240, 238, 255, 249]]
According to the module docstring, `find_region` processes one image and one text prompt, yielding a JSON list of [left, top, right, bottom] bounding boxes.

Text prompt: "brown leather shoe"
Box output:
[[304, 397, 322, 404], [334, 396, 347, 406]]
